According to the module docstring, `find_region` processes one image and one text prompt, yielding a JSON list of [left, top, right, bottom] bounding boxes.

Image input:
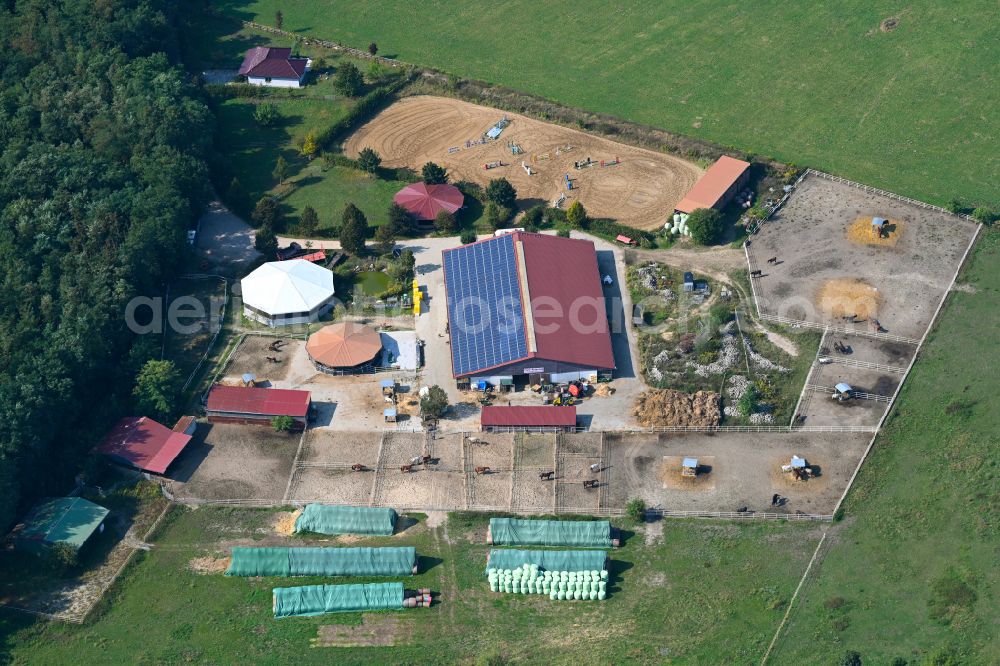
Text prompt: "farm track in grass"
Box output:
[[225, 1, 1000, 208]]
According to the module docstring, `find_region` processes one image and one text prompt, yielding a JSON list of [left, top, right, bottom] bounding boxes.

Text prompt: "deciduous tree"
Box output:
[[485, 177, 517, 209]]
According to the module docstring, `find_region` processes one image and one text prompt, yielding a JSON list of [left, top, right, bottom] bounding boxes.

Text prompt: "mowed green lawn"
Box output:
[[770, 230, 1000, 665], [216, 0, 1000, 208], [217, 97, 410, 230], [0, 509, 821, 664]]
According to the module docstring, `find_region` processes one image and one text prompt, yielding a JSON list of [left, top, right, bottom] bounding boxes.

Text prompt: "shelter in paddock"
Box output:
[[206, 385, 311, 430], [273, 582, 403, 618], [238, 46, 309, 88], [240, 259, 336, 327], [94, 416, 194, 475], [442, 232, 615, 387], [11, 497, 109, 556], [306, 322, 382, 374], [486, 549, 608, 572], [487, 518, 615, 547], [675, 155, 751, 214], [480, 406, 577, 433], [294, 505, 397, 536], [226, 546, 417, 577], [393, 182, 464, 224]]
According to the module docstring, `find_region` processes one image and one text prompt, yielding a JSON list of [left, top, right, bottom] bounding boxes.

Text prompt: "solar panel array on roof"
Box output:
[[443, 235, 528, 376]]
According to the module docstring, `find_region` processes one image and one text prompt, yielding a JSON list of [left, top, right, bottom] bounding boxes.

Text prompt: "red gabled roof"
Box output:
[[238, 46, 307, 79], [481, 406, 577, 428], [516, 232, 616, 371], [206, 385, 311, 418], [675, 155, 750, 213], [95, 417, 192, 475]]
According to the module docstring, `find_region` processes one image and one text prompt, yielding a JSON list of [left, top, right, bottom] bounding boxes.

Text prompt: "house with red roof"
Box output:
[[206, 385, 312, 430], [238, 47, 310, 88], [442, 232, 615, 387], [95, 416, 195, 475]]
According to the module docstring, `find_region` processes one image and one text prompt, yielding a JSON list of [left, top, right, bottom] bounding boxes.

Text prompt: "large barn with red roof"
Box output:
[[442, 232, 615, 387]]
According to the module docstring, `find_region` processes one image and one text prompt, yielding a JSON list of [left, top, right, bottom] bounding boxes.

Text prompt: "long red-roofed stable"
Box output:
[[95, 417, 193, 475], [481, 406, 578, 432], [675, 155, 751, 214], [206, 385, 311, 430], [393, 182, 464, 221], [442, 231, 615, 382]]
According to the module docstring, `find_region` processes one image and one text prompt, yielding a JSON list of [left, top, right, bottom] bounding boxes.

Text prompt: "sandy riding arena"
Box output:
[[344, 96, 702, 230]]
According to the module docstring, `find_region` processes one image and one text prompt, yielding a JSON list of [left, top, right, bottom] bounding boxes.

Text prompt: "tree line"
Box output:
[[0, 0, 214, 527]]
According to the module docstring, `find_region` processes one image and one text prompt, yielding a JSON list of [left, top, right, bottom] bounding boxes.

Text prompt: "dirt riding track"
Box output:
[[344, 96, 702, 230]]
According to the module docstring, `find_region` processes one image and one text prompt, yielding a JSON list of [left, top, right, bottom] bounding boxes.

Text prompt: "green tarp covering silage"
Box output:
[[273, 582, 403, 618], [294, 505, 397, 536], [226, 547, 416, 577], [490, 518, 612, 547], [487, 549, 607, 572]]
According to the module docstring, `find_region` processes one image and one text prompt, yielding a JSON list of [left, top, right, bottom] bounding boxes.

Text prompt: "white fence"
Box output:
[[804, 169, 977, 222], [757, 313, 921, 345], [822, 357, 907, 374]]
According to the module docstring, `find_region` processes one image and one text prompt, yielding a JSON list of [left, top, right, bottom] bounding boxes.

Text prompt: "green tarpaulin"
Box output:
[[226, 547, 416, 577], [294, 505, 397, 536], [487, 549, 608, 572], [273, 582, 404, 618], [490, 518, 612, 547]]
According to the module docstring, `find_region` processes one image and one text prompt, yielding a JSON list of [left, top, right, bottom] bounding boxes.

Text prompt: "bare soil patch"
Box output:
[[468, 470, 511, 510], [880, 16, 900, 32], [344, 96, 702, 230], [188, 556, 230, 574], [633, 389, 721, 427], [816, 278, 882, 320], [224, 336, 300, 383], [515, 434, 556, 468], [274, 509, 301, 536], [315, 614, 410, 647]]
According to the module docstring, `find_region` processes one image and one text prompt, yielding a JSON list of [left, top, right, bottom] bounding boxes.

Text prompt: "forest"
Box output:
[[0, 0, 213, 528]]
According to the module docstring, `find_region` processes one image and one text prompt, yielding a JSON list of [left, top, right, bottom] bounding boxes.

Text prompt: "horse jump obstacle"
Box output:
[[507, 140, 523, 155], [600, 156, 620, 167], [484, 161, 504, 170], [533, 153, 550, 162], [565, 173, 573, 190], [552, 193, 567, 208], [522, 161, 533, 176], [555, 145, 573, 156], [447, 146, 460, 154]]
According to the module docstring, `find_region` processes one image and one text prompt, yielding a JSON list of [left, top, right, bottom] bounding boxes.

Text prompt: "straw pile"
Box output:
[[593, 383, 615, 397], [274, 508, 303, 536], [816, 278, 882, 319], [632, 389, 720, 427], [846, 216, 904, 247]]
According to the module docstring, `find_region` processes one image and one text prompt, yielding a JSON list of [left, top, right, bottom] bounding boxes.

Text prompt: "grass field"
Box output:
[[216, 0, 1000, 209], [0, 509, 821, 664], [768, 229, 1000, 665]]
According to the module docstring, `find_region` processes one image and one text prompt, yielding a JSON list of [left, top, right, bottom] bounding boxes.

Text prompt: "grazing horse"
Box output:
[[583, 479, 598, 489], [400, 464, 414, 473], [539, 471, 554, 481], [475, 466, 491, 475], [766, 256, 778, 264], [750, 269, 762, 278], [351, 464, 366, 472]]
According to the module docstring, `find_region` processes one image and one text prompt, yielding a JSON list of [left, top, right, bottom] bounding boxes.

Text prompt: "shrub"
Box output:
[[357, 147, 381, 174], [840, 650, 861, 666], [460, 230, 477, 244], [485, 178, 517, 209], [253, 102, 280, 127], [434, 210, 456, 234], [387, 202, 415, 236], [420, 385, 449, 419], [522, 205, 544, 230], [422, 162, 448, 185], [251, 196, 280, 229], [566, 201, 587, 228], [625, 498, 646, 523], [333, 62, 363, 97], [339, 203, 369, 255], [271, 415, 294, 433], [47, 543, 78, 573], [374, 224, 395, 255], [298, 206, 319, 236], [972, 206, 996, 225], [556, 228, 571, 238], [687, 208, 724, 245], [485, 202, 511, 230]]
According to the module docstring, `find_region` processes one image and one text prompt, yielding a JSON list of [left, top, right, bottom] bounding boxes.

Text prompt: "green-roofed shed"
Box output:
[[14, 497, 109, 555]]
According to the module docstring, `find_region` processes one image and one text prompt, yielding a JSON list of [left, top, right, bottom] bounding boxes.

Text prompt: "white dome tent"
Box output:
[[240, 260, 336, 327]]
